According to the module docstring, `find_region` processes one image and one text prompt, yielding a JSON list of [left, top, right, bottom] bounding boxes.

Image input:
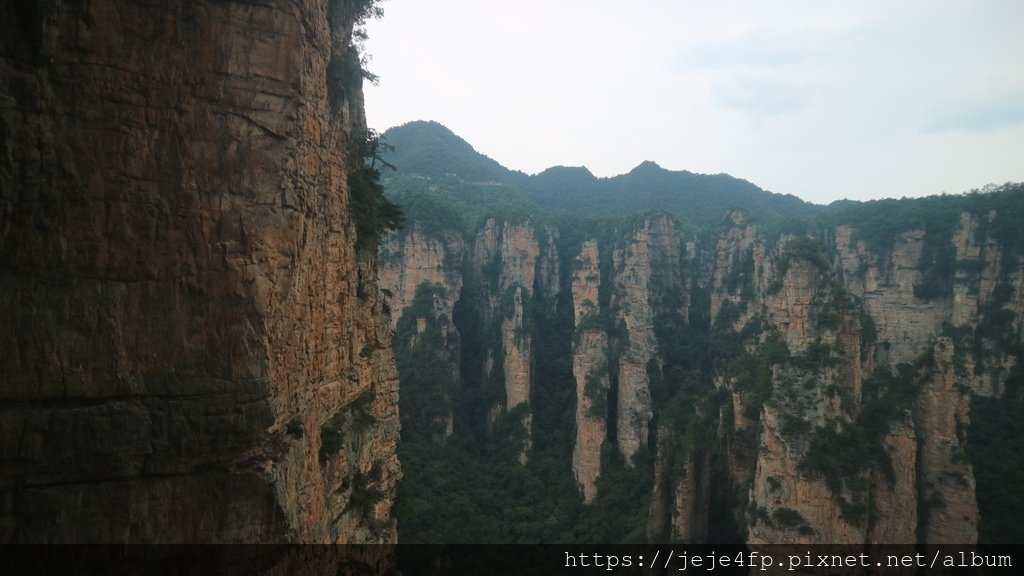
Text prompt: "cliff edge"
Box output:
[[0, 0, 399, 543]]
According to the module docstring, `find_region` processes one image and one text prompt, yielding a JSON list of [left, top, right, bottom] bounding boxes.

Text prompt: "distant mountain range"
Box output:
[[380, 120, 821, 231], [377, 120, 1024, 545], [379, 120, 1024, 258]]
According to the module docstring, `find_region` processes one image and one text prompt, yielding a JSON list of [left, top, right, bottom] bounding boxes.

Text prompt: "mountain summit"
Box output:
[[381, 121, 820, 229]]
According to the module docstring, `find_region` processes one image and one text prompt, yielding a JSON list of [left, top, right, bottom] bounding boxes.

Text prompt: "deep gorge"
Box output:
[[1, 1, 1022, 550], [381, 121, 1024, 544]]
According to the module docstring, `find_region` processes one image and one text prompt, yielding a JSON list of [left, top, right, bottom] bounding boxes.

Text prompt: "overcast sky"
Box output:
[[363, 0, 1024, 204]]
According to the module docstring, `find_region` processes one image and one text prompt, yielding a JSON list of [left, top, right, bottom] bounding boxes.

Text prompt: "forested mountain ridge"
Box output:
[[378, 120, 1024, 544], [381, 120, 822, 231]]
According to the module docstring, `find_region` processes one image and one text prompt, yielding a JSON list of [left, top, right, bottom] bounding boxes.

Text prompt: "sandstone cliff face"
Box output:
[[835, 227, 949, 366], [537, 227, 562, 302], [499, 221, 541, 300], [571, 239, 608, 503], [916, 338, 978, 543], [0, 0, 398, 543], [710, 210, 760, 326], [611, 215, 682, 463], [868, 413, 919, 544], [379, 223, 465, 332], [378, 223, 465, 437], [709, 208, 1024, 544], [742, 257, 870, 544], [381, 215, 555, 461], [747, 408, 862, 544], [495, 221, 540, 460], [502, 283, 533, 463], [566, 216, 690, 502], [379, 179, 1021, 544]]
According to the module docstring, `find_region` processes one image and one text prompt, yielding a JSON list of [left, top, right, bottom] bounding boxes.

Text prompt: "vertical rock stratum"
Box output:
[[709, 208, 1022, 544], [382, 173, 1023, 544], [0, 0, 399, 543], [571, 239, 608, 502]]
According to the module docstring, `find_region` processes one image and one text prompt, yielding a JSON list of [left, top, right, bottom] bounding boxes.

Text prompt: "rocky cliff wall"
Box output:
[[709, 208, 1023, 544], [383, 217, 552, 459], [0, 0, 398, 543], [571, 239, 608, 502], [379, 223, 465, 332], [611, 229, 658, 463], [379, 157, 1022, 544], [491, 220, 541, 459], [378, 223, 465, 438], [611, 215, 683, 463]]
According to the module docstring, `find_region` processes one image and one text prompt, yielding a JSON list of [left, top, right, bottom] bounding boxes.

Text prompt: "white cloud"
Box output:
[[713, 74, 823, 118], [923, 90, 1024, 134], [363, 0, 1024, 203]]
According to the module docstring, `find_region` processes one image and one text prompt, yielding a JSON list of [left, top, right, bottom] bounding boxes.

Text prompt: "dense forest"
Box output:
[[380, 121, 819, 232], [380, 120, 1024, 544]]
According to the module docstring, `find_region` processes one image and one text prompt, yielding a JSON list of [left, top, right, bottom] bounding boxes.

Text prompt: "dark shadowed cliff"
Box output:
[[0, 0, 399, 543]]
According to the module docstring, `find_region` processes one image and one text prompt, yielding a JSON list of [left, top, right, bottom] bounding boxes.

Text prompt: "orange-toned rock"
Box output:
[[0, 0, 398, 543], [571, 239, 608, 502]]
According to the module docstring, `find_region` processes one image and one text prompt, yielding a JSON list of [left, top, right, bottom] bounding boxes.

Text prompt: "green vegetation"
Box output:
[[715, 300, 743, 328], [965, 274, 1024, 543], [819, 183, 1024, 299], [969, 364, 1024, 543], [393, 261, 664, 542], [381, 120, 517, 185], [648, 281, 747, 543], [859, 309, 878, 351], [319, 389, 377, 464], [583, 369, 609, 419], [722, 248, 756, 300], [319, 411, 347, 465], [799, 363, 924, 522], [394, 284, 459, 441], [520, 160, 819, 231], [345, 464, 386, 516], [772, 507, 810, 530], [769, 236, 832, 293], [379, 119, 1024, 544], [719, 330, 790, 420], [778, 236, 832, 274], [381, 121, 821, 232], [327, 0, 384, 106], [349, 129, 404, 248]]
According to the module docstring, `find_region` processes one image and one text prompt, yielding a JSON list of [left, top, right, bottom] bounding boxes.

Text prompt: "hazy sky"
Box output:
[[363, 1, 1024, 204]]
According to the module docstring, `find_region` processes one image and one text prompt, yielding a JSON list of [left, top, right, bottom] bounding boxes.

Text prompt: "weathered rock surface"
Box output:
[[502, 284, 532, 462], [378, 224, 465, 439], [916, 338, 978, 543], [499, 221, 541, 298], [378, 223, 465, 331], [496, 221, 539, 460], [710, 208, 1024, 544], [380, 181, 1022, 545], [612, 216, 682, 463], [0, 0, 398, 543], [381, 215, 551, 461], [648, 425, 711, 543], [836, 227, 949, 366], [710, 210, 759, 326], [571, 239, 608, 502]]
